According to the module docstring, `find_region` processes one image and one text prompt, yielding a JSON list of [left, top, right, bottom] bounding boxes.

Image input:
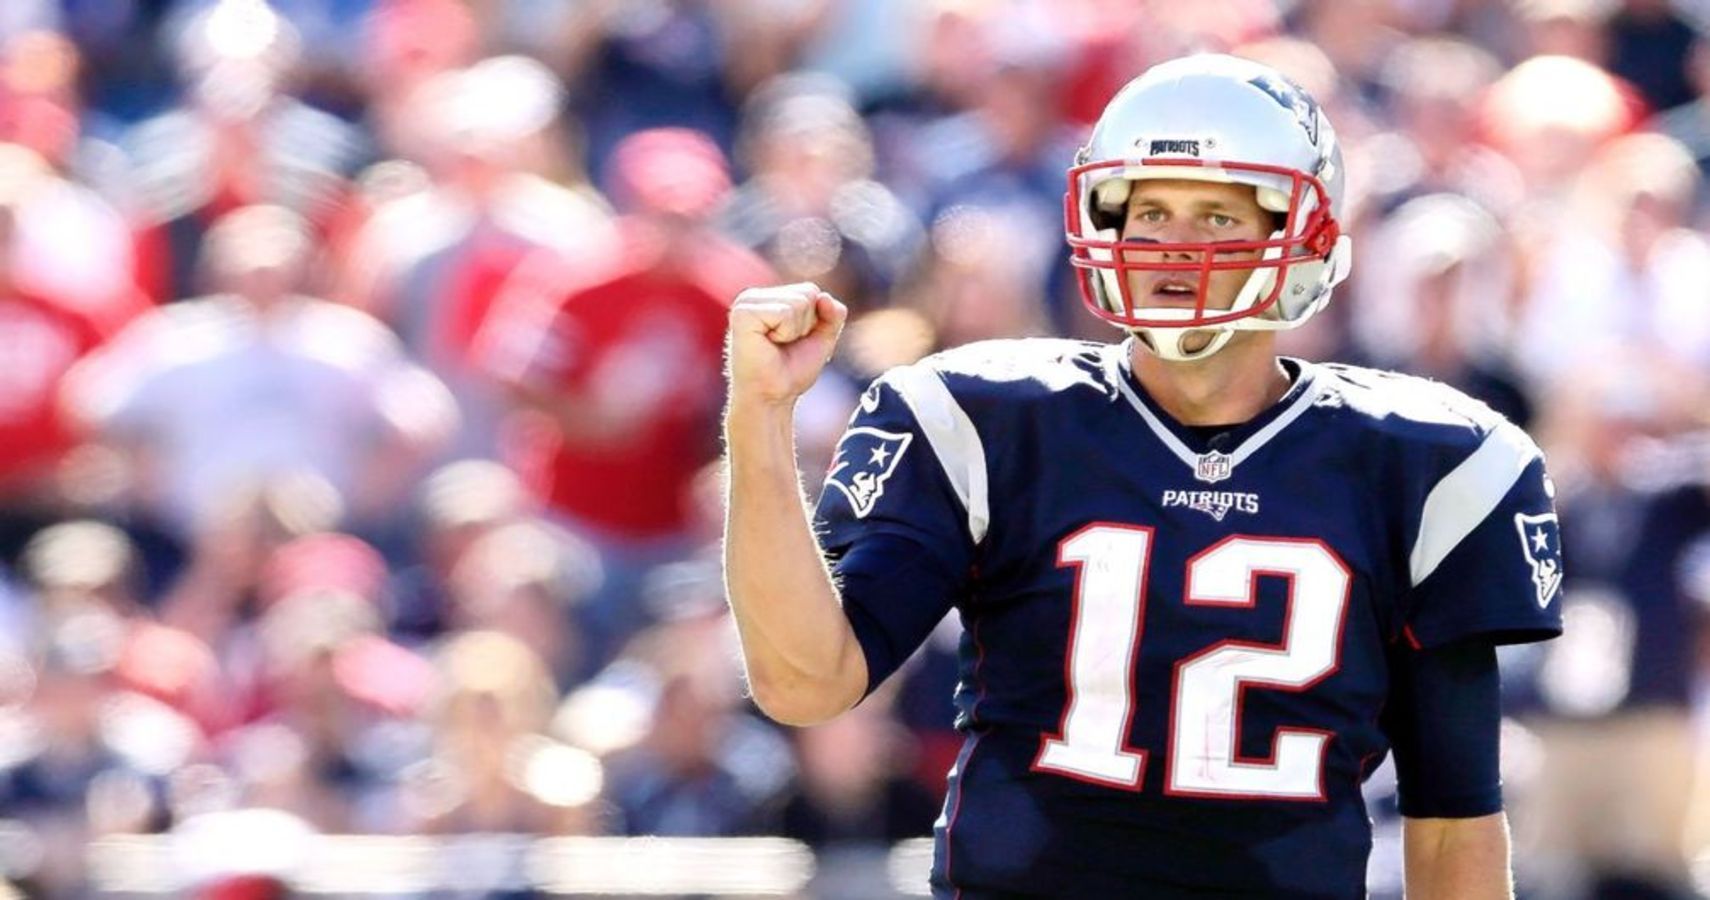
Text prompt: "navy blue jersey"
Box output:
[[812, 338, 1563, 899]]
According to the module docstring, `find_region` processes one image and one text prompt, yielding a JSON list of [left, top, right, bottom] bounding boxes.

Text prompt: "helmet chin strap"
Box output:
[[1133, 325, 1236, 361]]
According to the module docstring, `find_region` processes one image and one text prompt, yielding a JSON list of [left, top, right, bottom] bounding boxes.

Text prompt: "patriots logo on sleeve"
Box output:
[[1514, 512, 1563, 608], [826, 427, 914, 518]]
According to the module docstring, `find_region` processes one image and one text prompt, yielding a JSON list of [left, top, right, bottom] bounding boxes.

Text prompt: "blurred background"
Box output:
[[0, 0, 1707, 897]]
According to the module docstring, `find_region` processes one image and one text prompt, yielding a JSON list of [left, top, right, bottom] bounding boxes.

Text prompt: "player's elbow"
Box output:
[[751, 692, 845, 727], [747, 670, 864, 727]]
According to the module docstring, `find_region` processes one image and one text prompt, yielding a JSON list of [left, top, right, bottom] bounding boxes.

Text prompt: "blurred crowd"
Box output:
[[0, 0, 1708, 897]]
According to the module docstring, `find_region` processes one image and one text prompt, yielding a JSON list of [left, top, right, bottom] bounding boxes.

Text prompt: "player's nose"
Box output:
[[1127, 241, 1202, 267], [1126, 222, 1205, 258], [1122, 237, 1193, 273], [1162, 218, 1211, 252]]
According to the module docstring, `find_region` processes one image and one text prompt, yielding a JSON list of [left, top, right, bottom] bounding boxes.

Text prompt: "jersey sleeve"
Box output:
[[1382, 640, 1503, 818], [813, 365, 982, 694], [1402, 421, 1565, 649]]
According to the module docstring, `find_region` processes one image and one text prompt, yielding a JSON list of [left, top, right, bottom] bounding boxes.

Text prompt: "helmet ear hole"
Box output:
[[1090, 179, 1131, 232], [1091, 204, 1125, 232], [1266, 210, 1286, 237]]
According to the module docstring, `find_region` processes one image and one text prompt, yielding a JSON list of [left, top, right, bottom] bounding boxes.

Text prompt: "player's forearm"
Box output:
[[723, 397, 867, 726], [1402, 813, 1513, 900]]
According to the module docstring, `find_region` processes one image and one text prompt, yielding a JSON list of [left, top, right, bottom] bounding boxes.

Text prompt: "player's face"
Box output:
[[1118, 179, 1275, 314]]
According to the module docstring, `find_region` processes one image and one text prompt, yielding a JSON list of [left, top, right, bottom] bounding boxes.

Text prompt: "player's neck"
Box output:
[[1129, 333, 1290, 426]]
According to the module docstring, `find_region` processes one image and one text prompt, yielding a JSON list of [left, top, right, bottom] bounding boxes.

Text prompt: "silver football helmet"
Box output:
[[1066, 54, 1352, 360]]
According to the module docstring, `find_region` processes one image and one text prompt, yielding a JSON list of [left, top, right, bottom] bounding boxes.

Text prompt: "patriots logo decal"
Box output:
[[1514, 512, 1563, 608], [826, 427, 913, 518], [1248, 72, 1321, 145]]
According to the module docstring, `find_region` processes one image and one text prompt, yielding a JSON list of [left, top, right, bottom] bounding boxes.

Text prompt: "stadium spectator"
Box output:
[[122, 0, 371, 301], [905, 4, 1084, 330], [721, 74, 923, 315], [338, 55, 610, 458], [1292, 0, 1405, 103], [389, 459, 537, 641], [1516, 132, 1710, 388], [226, 533, 433, 832], [477, 127, 771, 666], [1365, 37, 1520, 216], [5, 521, 208, 896], [0, 143, 148, 534], [443, 519, 600, 684], [1481, 54, 1639, 205], [155, 471, 344, 650], [1352, 193, 1533, 429], [62, 204, 457, 541], [1652, 32, 1710, 196], [353, 0, 481, 150], [1606, 0, 1702, 113], [779, 689, 941, 847], [550, 0, 824, 185], [892, 205, 1054, 349], [1510, 0, 1612, 65], [598, 593, 794, 838], [0, 29, 135, 206], [404, 630, 602, 836]]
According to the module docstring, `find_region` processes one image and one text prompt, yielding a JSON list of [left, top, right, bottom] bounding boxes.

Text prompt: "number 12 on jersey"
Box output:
[[1034, 524, 1351, 801]]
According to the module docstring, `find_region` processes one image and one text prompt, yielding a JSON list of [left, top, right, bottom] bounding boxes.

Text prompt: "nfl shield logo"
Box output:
[[1194, 451, 1233, 484]]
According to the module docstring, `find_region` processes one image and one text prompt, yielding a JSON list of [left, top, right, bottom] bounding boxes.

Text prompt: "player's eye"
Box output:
[[1132, 207, 1167, 223], [1207, 212, 1239, 228]]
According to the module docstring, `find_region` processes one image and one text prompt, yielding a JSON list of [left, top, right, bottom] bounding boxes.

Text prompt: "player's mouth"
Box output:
[[1149, 278, 1203, 306]]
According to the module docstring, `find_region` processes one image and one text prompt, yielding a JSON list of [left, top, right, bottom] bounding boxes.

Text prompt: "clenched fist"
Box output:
[[726, 282, 849, 407]]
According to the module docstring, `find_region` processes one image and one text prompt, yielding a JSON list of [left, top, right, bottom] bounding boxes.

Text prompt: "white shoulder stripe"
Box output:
[[887, 365, 990, 544], [1409, 422, 1542, 586]]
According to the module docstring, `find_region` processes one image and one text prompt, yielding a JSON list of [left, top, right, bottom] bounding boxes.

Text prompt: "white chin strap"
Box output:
[[1133, 323, 1237, 361]]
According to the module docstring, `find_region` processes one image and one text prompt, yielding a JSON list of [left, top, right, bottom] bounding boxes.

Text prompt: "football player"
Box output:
[[724, 55, 1562, 898]]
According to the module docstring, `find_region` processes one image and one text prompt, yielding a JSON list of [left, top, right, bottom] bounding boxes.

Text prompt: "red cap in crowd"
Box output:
[[259, 533, 388, 608], [608, 127, 733, 219]]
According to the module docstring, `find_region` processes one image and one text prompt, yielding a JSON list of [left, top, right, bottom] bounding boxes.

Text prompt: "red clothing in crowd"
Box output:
[[0, 287, 145, 488], [434, 230, 543, 373], [482, 220, 772, 540]]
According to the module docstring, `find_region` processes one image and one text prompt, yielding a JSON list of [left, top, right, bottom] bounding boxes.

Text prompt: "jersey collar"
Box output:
[[1103, 338, 1322, 482]]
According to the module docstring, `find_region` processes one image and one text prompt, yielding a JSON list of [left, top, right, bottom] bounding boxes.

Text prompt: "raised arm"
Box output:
[[723, 282, 866, 726]]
